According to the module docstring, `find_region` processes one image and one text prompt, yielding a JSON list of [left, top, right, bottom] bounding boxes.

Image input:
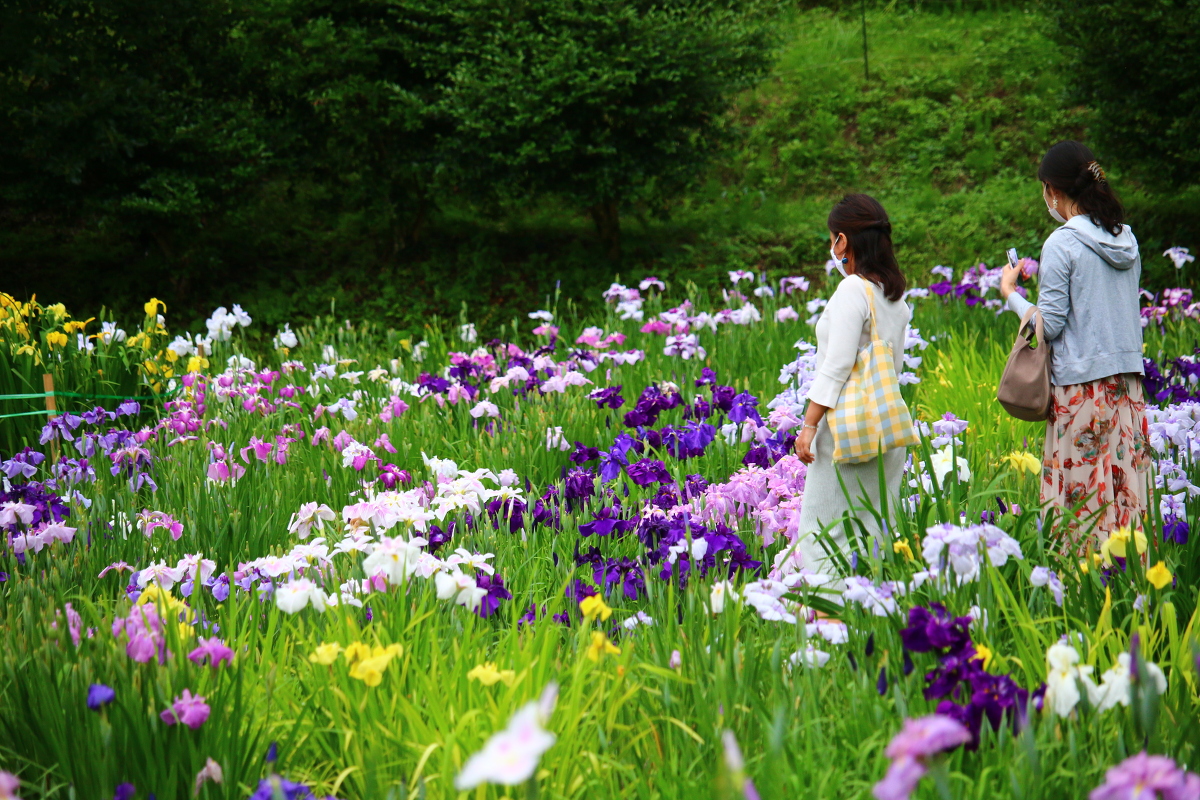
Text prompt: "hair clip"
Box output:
[[1087, 160, 1107, 182]]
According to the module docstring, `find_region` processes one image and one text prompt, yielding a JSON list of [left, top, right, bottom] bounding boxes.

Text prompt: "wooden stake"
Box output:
[[43, 373, 60, 463]]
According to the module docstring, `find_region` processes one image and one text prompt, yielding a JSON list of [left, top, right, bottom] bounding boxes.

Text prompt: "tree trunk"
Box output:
[[588, 198, 621, 260]]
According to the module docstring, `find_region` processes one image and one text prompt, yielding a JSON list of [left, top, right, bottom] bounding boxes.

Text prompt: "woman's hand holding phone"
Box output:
[[1000, 247, 1021, 301]]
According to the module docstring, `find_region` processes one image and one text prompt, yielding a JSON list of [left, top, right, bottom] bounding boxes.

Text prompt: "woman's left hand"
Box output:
[[1000, 262, 1021, 300], [794, 426, 816, 464]]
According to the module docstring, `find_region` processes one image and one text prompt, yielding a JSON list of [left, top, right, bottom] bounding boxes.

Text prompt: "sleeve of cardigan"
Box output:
[[807, 277, 870, 408], [1005, 232, 1072, 342]]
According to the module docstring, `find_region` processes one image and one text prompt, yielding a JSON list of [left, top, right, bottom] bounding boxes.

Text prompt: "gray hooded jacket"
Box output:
[[1007, 214, 1143, 386]]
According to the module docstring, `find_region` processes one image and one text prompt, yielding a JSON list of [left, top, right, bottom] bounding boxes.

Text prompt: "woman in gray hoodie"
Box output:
[[1000, 140, 1150, 552]]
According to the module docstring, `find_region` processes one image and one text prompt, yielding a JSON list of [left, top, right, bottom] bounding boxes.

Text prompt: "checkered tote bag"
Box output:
[[828, 284, 921, 464]]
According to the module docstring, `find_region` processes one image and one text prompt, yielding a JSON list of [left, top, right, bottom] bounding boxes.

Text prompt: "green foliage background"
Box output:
[[2, 2, 1198, 336]]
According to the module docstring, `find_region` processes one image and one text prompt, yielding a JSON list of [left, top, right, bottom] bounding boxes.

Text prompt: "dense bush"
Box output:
[[1, 5, 1196, 336], [1042, 0, 1200, 189]]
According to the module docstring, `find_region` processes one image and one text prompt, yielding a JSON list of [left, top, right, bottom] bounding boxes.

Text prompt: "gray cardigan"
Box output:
[[1007, 215, 1143, 386]]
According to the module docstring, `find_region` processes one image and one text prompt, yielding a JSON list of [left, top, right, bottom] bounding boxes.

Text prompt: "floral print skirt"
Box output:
[[1043, 374, 1151, 550]]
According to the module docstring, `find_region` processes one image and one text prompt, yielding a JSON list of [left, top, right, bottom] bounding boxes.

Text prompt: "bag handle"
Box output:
[[1018, 306, 1044, 349], [861, 279, 879, 338]]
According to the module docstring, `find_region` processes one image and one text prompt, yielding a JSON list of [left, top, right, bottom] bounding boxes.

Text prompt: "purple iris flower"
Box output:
[[579, 506, 632, 537], [248, 776, 334, 800], [589, 386, 625, 409], [641, 428, 663, 451], [711, 385, 736, 412], [39, 413, 84, 444], [87, 683, 116, 710], [486, 497, 526, 534], [82, 406, 116, 425], [900, 604, 973, 654], [0, 480, 71, 534], [564, 467, 596, 504], [598, 558, 645, 601], [205, 575, 230, 602], [1164, 514, 1190, 544], [531, 487, 562, 530], [473, 573, 512, 619], [569, 442, 601, 464], [416, 373, 451, 394], [114, 784, 136, 800], [626, 458, 672, 486], [517, 603, 542, 628], [683, 474, 709, 499], [1, 447, 45, 481], [688, 396, 713, 420], [650, 484, 681, 510], [727, 392, 762, 424], [695, 367, 718, 386], [116, 400, 141, 417], [426, 522, 455, 553], [565, 579, 598, 603]]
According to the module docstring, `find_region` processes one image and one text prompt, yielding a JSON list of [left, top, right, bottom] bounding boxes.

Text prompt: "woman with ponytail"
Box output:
[[793, 193, 912, 572], [1000, 141, 1150, 550]]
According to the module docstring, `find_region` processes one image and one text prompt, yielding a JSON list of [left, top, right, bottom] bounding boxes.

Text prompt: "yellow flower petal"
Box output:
[[585, 631, 621, 662], [309, 643, 342, 666], [579, 594, 612, 621], [1146, 562, 1173, 591], [343, 641, 371, 665], [971, 644, 993, 670]]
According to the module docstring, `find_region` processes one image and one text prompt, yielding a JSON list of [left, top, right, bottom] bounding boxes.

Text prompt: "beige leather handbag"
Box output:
[[997, 307, 1052, 422]]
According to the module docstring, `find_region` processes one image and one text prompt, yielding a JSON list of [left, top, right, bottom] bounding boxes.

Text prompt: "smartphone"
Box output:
[[1006, 247, 1019, 269]]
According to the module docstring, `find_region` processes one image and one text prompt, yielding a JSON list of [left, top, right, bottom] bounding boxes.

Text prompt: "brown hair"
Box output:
[[1037, 140, 1125, 236], [828, 193, 906, 302]]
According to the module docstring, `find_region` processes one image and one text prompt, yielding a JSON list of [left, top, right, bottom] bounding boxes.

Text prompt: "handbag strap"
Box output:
[[861, 279, 880, 339], [1018, 305, 1044, 347]]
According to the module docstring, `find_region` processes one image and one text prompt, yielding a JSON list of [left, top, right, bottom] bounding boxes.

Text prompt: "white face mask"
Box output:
[[830, 237, 848, 278], [1044, 188, 1067, 224]]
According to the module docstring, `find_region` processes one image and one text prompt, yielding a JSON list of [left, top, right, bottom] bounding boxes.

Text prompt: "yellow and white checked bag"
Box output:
[[827, 283, 921, 464]]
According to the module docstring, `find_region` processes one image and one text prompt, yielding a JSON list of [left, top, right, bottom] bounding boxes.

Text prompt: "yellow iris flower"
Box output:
[[579, 594, 613, 621], [1100, 526, 1147, 565], [467, 662, 516, 687], [343, 641, 372, 665], [893, 539, 914, 561], [971, 644, 993, 670], [309, 643, 342, 665], [144, 298, 166, 317], [46, 331, 68, 348], [586, 631, 621, 662], [1002, 451, 1041, 475], [135, 585, 194, 635], [1146, 562, 1173, 590]]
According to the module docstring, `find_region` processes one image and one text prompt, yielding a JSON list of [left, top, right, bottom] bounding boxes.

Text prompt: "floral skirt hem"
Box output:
[[1042, 373, 1151, 550]]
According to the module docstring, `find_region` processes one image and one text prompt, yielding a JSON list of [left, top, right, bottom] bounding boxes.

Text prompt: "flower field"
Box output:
[[2, 254, 1200, 799]]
